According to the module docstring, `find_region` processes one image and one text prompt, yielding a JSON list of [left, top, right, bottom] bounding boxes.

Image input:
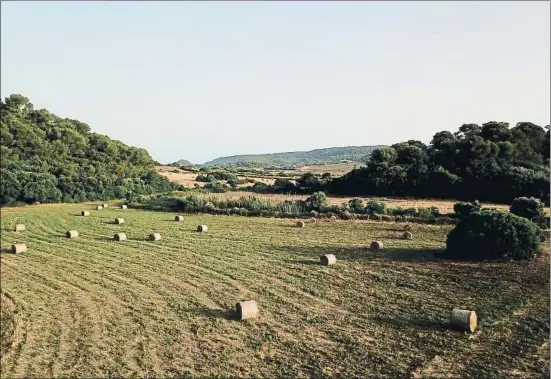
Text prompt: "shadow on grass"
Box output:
[[371, 315, 450, 332], [94, 236, 114, 242], [0, 247, 14, 254], [282, 224, 307, 228], [186, 307, 239, 320], [276, 245, 444, 263], [284, 259, 321, 266]]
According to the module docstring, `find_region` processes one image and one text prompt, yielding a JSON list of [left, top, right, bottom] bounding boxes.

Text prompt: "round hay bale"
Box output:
[[102, 203, 109, 208], [370, 240, 383, 250], [121, 204, 128, 209], [81, 211, 90, 217], [540, 234, 546, 243], [450, 309, 477, 333], [320, 254, 336, 265], [14, 224, 25, 232], [236, 300, 258, 320], [66, 230, 79, 239], [96, 205, 103, 210], [11, 244, 27, 254], [403, 231, 413, 240], [114, 218, 125, 225], [175, 215, 184, 222], [296, 221, 305, 228], [310, 217, 317, 224], [114, 233, 127, 241], [197, 225, 208, 232], [149, 233, 161, 241], [404, 224, 412, 232], [330, 215, 337, 222]]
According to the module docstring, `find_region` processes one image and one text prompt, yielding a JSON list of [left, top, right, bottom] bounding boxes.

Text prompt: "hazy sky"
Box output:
[[1, 1, 549, 164]]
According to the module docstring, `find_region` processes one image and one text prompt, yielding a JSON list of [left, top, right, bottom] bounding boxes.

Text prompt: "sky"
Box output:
[[1, 1, 549, 164]]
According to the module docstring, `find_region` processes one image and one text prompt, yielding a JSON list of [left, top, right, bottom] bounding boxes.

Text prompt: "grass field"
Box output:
[[1, 203, 549, 378]]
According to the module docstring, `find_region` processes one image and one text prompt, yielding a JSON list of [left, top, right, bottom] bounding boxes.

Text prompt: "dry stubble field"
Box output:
[[0, 203, 549, 378]]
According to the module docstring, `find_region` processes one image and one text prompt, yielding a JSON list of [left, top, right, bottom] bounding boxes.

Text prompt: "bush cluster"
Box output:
[[1, 94, 181, 206], [445, 211, 542, 261], [137, 192, 458, 226]]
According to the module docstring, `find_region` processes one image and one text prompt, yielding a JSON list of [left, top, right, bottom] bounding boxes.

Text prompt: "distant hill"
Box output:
[[168, 159, 193, 167], [201, 145, 385, 168]]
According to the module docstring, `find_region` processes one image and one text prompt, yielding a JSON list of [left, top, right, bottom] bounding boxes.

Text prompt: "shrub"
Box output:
[[341, 210, 354, 220], [445, 211, 541, 261], [387, 207, 417, 217], [365, 200, 386, 215], [417, 206, 441, 218], [305, 191, 329, 211], [348, 198, 364, 213], [510, 197, 545, 223], [453, 200, 481, 219]]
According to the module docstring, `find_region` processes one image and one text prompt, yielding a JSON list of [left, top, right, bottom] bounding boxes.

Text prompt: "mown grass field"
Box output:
[[1, 203, 549, 378]]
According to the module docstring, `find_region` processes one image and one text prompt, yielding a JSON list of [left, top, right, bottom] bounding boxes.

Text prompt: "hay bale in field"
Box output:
[[175, 215, 184, 222], [96, 205, 103, 210], [114, 233, 127, 241], [114, 218, 125, 225], [197, 225, 208, 232], [330, 215, 337, 222], [450, 309, 477, 333], [236, 300, 258, 320], [149, 233, 161, 241], [404, 224, 412, 231], [11, 244, 27, 254], [370, 240, 383, 250], [296, 221, 305, 228], [540, 234, 546, 243], [310, 217, 317, 224], [402, 231, 413, 240], [121, 204, 128, 209], [66, 230, 78, 238], [81, 211, 90, 217], [320, 254, 336, 265], [102, 203, 109, 208], [14, 224, 25, 232]]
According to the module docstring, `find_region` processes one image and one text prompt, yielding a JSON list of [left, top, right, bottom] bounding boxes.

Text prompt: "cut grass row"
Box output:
[[0, 203, 549, 378]]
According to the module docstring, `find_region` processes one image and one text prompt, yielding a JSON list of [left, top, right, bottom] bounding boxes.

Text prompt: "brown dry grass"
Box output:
[[155, 166, 206, 188], [296, 163, 359, 177]]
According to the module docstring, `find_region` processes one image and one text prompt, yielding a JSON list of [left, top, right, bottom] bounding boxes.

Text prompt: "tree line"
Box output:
[[0, 94, 180, 206], [249, 121, 550, 205]]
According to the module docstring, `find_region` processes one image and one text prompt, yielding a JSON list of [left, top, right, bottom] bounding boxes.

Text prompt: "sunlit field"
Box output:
[[1, 203, 549, 378]]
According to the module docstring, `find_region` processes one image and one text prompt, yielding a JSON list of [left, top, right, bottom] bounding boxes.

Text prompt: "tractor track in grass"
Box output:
[[1, 203, 548, 378]]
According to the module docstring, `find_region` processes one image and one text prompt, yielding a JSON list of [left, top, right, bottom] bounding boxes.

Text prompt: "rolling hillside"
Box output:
[[0, 94, 179, 206], [201, 145, 385, 168]]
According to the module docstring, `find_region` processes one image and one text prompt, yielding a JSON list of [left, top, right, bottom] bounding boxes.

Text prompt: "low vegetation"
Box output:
[[0, 204, 548, 378], [510, 197, 548, 228], [135, 192, 459, 226], [445, 211, 543, 261]]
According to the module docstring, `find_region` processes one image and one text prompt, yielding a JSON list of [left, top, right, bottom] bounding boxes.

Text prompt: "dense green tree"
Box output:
[[0, 94, 181, 206], [330, 121, 549, 205]]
